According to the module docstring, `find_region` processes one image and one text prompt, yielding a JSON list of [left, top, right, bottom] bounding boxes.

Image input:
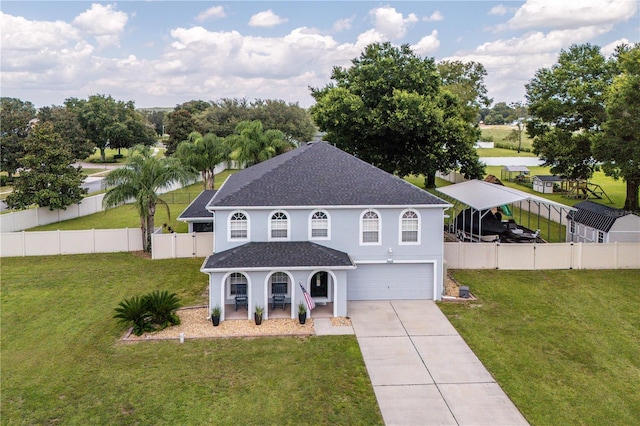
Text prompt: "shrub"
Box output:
[[113, 295, 153, 336], [146, 290, 181, 328], [0, 175, 8, 187], [114, 290, 181, 335]]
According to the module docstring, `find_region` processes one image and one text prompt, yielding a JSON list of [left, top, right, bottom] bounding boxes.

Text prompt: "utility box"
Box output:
[[459, 286, 470, 298]]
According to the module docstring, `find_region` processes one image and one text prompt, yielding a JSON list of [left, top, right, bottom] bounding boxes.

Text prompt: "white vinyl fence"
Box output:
[[151, 232, 214, 259], [444, 241, 640, 270], [1, 228, 142, 257]]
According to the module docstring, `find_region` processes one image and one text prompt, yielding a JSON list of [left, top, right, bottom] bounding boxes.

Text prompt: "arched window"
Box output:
[[400, 210, 420, 243], [229, 211, 248, 240], [310, 210, 329, 239], [361, 210, 380, 244], [270, 211, 288, 239], [270, 272, 289, 295], [229, 272, 248, 296]]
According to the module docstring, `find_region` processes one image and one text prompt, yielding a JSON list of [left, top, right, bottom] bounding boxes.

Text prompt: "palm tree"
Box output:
[[227, 120, 292, 167], [175, 131, 230, 190], [102, 145, 196, 252]]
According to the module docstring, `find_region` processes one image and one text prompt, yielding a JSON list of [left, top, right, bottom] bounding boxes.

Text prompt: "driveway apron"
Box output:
[[349, 300, 529, 426]]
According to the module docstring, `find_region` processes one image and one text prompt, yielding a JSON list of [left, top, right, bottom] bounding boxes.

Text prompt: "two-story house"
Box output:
[[198, 141, 451, 321]]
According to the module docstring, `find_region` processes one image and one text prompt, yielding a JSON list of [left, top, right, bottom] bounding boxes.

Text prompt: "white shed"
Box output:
[[566, 201, 640, 243], [533, 175, 563, 194]]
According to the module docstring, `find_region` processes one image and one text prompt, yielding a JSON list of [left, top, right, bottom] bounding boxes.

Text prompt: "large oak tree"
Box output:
[[310, 42, 483, 188], [5, 122, 87, 210], [593, 44, 640, 211]]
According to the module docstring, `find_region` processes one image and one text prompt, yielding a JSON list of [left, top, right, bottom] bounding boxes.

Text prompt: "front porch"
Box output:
[[224, 302, 335, 320]]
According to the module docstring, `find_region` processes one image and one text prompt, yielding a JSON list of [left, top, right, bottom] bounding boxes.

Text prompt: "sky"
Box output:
[[1, 1, 638, 109]]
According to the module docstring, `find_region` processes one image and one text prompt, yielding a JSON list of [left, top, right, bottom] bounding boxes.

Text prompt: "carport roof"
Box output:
[[436, 179, 575, 211], [201, 241, 355, 271]]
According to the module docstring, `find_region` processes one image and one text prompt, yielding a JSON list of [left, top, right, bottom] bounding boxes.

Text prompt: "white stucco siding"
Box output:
[[347, 263, 434, 300]]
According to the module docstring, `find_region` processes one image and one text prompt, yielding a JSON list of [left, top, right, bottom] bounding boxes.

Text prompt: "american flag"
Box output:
[[299, 282, 315, 311]]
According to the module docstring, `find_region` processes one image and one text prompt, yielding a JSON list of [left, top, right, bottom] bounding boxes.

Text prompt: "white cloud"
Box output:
[[72, 3, 128, 48], [412, 30, 440, 55], [488, 5, 508, 16], [370, 6, 418, 40], [248, 10, 288, 28], [332, 17, 354, 33], [423, 11, 444, 22], [506, 0, 638, 30], [1, 12, 79, 50], [196, 6, 226, 22]]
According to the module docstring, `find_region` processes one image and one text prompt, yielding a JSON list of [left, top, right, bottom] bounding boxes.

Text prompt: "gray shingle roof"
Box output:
[[208, 142, 447, 208], [178, 190, 216, 220], [534, 175, 563, 182], [566, 201, 633, 232], [201, 241, 355, 270]]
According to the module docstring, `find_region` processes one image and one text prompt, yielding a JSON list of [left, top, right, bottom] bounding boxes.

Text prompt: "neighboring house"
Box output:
[[566, 201, 640, 243], [192, 141, 451, 321], [177, 190, 216, 233], [533, 175, 563, 194]]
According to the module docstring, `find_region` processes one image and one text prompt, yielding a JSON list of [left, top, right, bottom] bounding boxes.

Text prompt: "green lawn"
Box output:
[[1, 254, 383, 425], [440, 269, 640, 426], [29, 170, 237, 233], [480, 125, 535, 151], [484, 166, 627, 209]]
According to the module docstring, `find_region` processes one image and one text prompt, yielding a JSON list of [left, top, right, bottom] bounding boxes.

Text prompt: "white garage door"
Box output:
[[347, 263, 434, 300]]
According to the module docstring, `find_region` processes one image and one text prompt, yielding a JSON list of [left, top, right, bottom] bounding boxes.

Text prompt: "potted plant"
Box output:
[[298, 302, 307, 324], [210, 305, 221, 327], [254, 305, 264, 325]]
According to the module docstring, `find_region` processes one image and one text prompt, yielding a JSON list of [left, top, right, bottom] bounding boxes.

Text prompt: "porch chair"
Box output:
[[271, 282, 287, 310], [235, 283, 248, 311]]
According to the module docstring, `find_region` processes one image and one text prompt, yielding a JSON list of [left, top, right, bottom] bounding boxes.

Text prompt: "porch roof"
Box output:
[[201, 241, 355, 271]]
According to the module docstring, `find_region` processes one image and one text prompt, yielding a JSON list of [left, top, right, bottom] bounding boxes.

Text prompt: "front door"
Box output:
[[310, 271, 328, 298]]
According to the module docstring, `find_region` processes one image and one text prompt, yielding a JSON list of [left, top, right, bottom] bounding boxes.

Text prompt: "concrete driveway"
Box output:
[[349, 300, 529, 425]]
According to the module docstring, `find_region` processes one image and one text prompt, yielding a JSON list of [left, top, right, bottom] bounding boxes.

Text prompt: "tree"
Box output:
[[437, 60, 492, 122], [526, 44, 613, 179], [164, 108, 197, 155], [227, 120, 292, 167], [66, 94, 153, 162], [175, 131, 230, 190], [310, 42, 484, 188], [5, 122, 87, 210], [251, 99, 317, 145], [0, 97, 36, 179], [593, 44, 640, 211], [102, 145, 196, 252], [37, 106, 94, 161]]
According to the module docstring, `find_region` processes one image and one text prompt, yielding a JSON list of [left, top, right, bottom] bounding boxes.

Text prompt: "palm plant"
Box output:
[[227, 120, 292, 167], [175, 131, 230, 190], [146, 290, 181, 328], [102, 145, 196, 252], [113, 295, 152, 336]]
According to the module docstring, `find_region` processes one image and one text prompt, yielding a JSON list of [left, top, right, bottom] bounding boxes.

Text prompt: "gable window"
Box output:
[[270, 211, 289, 240], [310, 210, 329, 239], [229, 211, 248, 240], [400, 210, 420, 244], [361, 210, 381, 245]]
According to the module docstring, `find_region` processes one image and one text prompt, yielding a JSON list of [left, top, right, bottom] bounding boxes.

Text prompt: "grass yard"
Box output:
[[484, 166, 627, 209], [440, 270, 640, 426], [29, 170, 237, 233], [1, 254, 383, 425], [480, 125, 535, 152]]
